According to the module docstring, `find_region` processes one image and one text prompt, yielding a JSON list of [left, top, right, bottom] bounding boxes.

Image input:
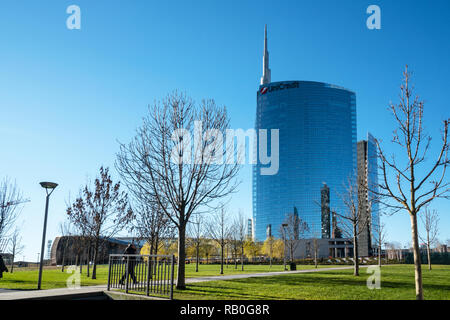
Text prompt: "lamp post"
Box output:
[[37, 181, 58, 290], [282, 223, 288, 271]]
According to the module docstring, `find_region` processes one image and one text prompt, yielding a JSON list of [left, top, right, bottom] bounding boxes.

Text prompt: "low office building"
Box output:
[[290, 238, 354, 259], [50, 236, 143, 266]]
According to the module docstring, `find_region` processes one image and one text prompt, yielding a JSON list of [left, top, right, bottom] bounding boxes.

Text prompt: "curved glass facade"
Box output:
[[253, 81, 356, 241]]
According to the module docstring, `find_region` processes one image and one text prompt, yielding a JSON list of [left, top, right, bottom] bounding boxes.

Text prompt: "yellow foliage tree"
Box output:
[[244, 239, 261, 262], [272, 239, 285, 259]]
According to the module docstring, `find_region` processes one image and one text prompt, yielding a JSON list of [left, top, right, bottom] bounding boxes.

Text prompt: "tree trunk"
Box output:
[[353, 228, 359, 276], [314, 248, 318, 269], [270, 245, 272, 269], [226, 245, 228, 269], [10, 252, 14, 273], [176, 223, 187, 290], [61, 247, 65, 272], [378, 244, 382, 267], [410, 213, 424, 300], [220, 243, 224, 275], [195, 243, 199, 272], [86, 245, 91, 277], [75, 253, 79, 267], [427, 241, 432, 271], [92, 238, 99, 279], [241, 245, 244, 271]]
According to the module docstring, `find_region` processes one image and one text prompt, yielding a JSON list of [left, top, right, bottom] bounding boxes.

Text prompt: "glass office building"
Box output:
[[253, 80, 357, 240], [367, 133, 380, 243], [356, 133, 380, 256]]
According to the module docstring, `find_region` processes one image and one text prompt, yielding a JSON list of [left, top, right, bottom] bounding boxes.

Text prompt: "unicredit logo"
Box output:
[[259, 82, 299, 95]]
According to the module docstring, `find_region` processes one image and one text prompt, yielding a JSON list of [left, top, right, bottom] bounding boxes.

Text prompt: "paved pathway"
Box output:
[[0, 285, 108, 300], [0, 288, 20, 294], [0, 265, 367, 300], [183, 265, 362, 284]]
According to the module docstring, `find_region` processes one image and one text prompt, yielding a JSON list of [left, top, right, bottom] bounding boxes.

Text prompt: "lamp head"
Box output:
[[40, 182, 58, 190]]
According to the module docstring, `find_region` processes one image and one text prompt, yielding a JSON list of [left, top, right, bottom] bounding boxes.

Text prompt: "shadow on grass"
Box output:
[[177, 267, 450, 300]]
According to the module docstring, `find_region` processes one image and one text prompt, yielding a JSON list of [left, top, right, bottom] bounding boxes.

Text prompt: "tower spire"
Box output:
[[260, 24, 271, 85]]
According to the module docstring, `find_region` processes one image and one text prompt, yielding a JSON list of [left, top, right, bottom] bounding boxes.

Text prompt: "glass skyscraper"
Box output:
[[253, 26, 356, 241], [357, 133, 380, 256], [367, 133, 380, 244]]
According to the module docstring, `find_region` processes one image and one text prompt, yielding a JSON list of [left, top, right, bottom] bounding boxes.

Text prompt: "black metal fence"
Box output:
[[107, 254, 175, 299]]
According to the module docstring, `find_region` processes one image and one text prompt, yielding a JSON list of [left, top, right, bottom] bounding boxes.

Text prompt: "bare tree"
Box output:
[[262, 236, 275, 268], [229, 228, 240, 269], [419, 208, 439, 270], [0, 178, 28, 239], [187, 213, 204, 272], [309, 223, 321, 269], [66, 166, 133, 279], [59, 221, 73, 272], [116, 92, 240, 289], [8, 228, 24, 273], [372, 220, 387, 267], [201, 240, 215, 264], [375, 66, 449, 299], [231, 211, 247, 271], [67, 219, 88, 273], [205, 207, 232, 275], [280, 209, 309, 263], [129, 198, 174, 256], [336, 176, 370, 276]]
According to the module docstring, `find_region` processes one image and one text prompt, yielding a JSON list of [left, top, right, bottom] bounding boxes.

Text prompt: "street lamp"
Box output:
[[282, 223, 288, 271], [37, 181, 58, 290]]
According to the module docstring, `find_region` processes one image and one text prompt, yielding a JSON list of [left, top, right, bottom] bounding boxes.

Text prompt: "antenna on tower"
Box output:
[[260, 24, 271, 85]]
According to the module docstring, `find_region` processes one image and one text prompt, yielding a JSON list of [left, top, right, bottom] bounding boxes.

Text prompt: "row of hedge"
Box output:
[[404, 252, 450, 265], [186, 257, 406, 266]]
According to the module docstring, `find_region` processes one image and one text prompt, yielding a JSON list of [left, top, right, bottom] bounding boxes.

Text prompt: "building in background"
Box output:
[[247, 218, 253, 240], [253, 26, 356, 241], [331, 211, 343, 239], [50, 236, 144, 266], [46, 240, 52, 260], [292, 238, 354, 259], [357, 133, 380, 256], [266, 224, 272, 238]]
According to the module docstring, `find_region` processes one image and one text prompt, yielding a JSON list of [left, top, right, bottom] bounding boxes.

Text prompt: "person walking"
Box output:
[[119, 243, 137, 285], [0, 255, 9, 279]]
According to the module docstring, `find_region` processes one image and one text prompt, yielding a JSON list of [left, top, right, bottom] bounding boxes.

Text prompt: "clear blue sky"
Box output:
[[0, 0, 449, 261]]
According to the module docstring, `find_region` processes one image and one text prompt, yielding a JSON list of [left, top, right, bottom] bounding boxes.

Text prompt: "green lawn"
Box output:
[[180, 263, 335, 277], [0, 263, 332, 290], [2, 264, 449, 300], [172, 265, 450, 300], [0, 265, 109, 290]]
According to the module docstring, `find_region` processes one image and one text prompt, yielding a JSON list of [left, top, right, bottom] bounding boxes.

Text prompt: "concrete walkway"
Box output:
[[0, 285, 108, 300], [0, 265, 366, 300], [183, 265, 362, 284]]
